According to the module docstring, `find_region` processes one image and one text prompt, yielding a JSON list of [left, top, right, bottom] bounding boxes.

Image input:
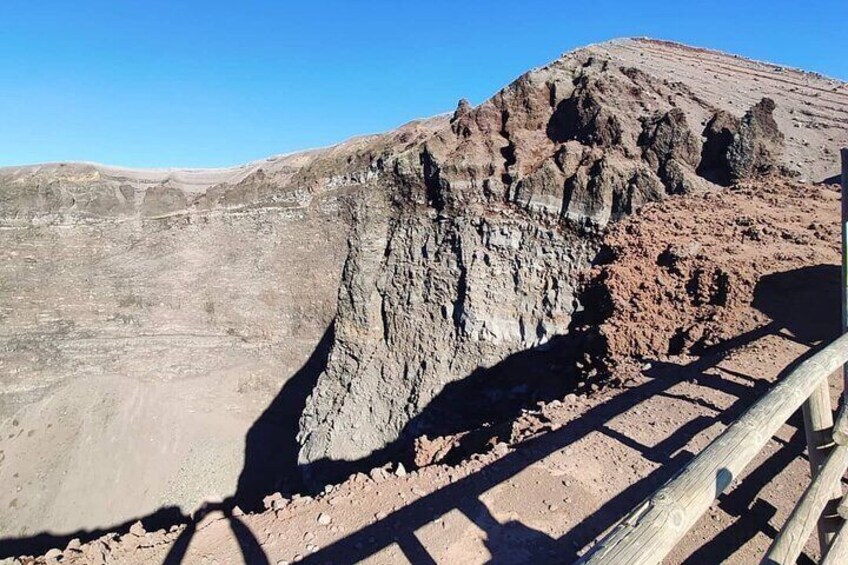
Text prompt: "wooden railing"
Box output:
[[576, 149, 848, 565]]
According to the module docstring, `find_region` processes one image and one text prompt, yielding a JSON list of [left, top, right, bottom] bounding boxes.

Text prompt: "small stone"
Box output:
[[44, 548, 62, 560], [232, 505, 244, 517], [395, 463, 407, 477], [66, 538, 82, 551], [129, 521, 145, 537], [263, 492, 286, 511], [317, 512, 332, 526], [303, 532, 314, 541], [369, 467, 389, 483], [306, 543, 318, 553]]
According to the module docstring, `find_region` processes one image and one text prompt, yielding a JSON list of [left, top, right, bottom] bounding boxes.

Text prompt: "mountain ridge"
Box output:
[[3, 38, 845, 182]]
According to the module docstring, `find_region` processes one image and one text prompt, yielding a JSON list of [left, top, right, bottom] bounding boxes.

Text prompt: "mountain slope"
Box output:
[[0, 38, 846, 544]]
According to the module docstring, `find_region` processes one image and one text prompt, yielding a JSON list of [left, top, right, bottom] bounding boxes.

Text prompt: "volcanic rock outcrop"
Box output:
[[295, 40, 835, 478]]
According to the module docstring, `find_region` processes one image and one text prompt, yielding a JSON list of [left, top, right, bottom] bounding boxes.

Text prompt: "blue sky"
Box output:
[[1, 0, 845, 168]]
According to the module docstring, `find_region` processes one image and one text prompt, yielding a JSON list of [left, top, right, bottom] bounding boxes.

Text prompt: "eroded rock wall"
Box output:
[[297, 47, 790, 475]]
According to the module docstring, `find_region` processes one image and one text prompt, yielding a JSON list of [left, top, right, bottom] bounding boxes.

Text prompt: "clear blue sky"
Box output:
[[1, 0, 845, 168]]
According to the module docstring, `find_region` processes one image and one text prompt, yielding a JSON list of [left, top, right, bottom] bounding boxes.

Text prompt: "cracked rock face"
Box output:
[[726, 97, 785, 180], [296, 43, 800, 476]]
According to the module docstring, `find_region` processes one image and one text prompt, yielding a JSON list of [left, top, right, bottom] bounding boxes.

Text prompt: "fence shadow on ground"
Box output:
[[0, 264, 839, 563], [298, 264, 839, 563], [297, 343, 794, 564]]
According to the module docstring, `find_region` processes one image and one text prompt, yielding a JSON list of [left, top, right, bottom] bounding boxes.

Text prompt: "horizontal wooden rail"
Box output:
[[764, 445, 848, 564], [577, 332, 848, 565]]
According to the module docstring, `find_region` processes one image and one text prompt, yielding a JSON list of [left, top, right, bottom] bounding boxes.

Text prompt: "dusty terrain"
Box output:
[[10, 175, 842, 564], [1, 37, 848, 564]]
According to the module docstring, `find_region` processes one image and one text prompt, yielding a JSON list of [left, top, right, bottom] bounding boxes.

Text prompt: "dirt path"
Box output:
[[20, 322, 830, 564]]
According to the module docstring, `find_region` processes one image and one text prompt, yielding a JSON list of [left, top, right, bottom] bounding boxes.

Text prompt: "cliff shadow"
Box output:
[[301, 333, 583, 486], [233, 323, 335, 509], [0, 323, 335, 561], [162, 322, 336, 564]]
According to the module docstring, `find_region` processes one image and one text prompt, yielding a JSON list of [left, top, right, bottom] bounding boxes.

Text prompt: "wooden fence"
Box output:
[[575, 149, 848, 564]]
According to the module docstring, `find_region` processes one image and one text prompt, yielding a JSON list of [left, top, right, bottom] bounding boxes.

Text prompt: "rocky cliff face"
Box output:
[[296, 40, 820, 477]]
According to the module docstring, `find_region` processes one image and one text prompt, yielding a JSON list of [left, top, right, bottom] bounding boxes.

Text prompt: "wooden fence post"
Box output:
[[803, 147, 848, 554], [802, 385, 839, 551], [842, 148, 848, 389], [766, 444, 848, 563]]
